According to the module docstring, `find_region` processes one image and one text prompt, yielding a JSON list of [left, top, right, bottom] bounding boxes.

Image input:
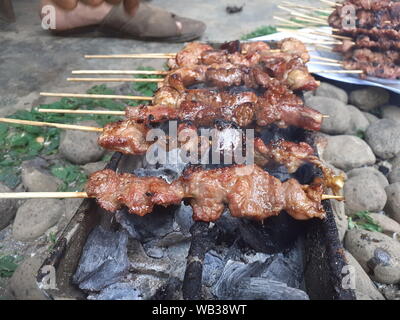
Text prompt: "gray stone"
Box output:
[[8, 255, 47, 300], [363, 112, 380, 124], [314, 82, 348, 103], [381, 105, 400, 122], [344, 175, 387, 215], [21, 166, 61, 192], [73, 226, 129, 291], [331, 199, 347, 242], [82, 161, 106, 176], [350, 87, 390, 111], [345, 105, 370, 135], [365, 119, 400, 159], [0, 184, 18, 231], [322, 135, 376, 171], [12, 199, 64, 241], [369, 213, 400, 238], [305, 96, 351, 134], [385, 183, 400, 224], [59, 121, 105, 165], [344, 229, 400, 284], [344, 250, 385, 300], [388, 163, 400, 184], [347, 167, 389, 188]]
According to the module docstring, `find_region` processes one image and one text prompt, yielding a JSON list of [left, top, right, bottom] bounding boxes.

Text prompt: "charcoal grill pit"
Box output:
[[36, 41, 355, 301]]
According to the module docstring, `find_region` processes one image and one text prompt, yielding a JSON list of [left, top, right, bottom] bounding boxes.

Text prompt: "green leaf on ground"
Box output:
[[241, 25, 277, 40], [0, 255, 22, 278], [348, 211, 382, 232]]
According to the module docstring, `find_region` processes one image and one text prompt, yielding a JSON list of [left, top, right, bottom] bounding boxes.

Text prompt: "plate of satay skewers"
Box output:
[[0, 38, 345, 224], [267, 0, 400, 94]]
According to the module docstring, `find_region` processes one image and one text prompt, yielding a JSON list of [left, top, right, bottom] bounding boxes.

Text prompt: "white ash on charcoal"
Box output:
[[365, 119, 400, 160], [345, 229, 400, 285], [72, 226, 130, 292], [349, 87, 390, 111]]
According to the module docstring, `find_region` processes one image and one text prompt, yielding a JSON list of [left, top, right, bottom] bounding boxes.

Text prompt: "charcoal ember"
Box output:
[[212, 260, 309, 300], [72, 226, 129, 291], [202, 250, 225, 287], [87, 282, 142, 300]]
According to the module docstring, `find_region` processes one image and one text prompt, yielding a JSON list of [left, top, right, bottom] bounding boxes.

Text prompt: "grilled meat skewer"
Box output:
[[86, 165, 326, 221]]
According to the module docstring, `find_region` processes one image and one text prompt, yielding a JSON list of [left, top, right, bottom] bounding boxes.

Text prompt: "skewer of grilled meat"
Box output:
[[86, 165, 326, 221], [125, 84, 322, 131], [334, 36, 400, 52], [328, 0, 400, 30], [167, 38, 310, 70]]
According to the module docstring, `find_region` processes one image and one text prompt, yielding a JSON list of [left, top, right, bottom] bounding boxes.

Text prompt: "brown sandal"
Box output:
[[99, 2, 206, 42]]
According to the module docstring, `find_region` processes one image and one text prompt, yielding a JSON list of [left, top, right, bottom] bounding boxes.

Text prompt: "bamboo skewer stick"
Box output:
[[84, 54, 175, 59], [67, 77, 164, 83], [273, 16, 306, 27], [276, 28, 342, 44], [40, 92, 153, 101], [0, 192, 90, 199], [72, 70, 169, 75], [312, 69, 364, 74], [310, 56, 341, 63], [277, 6, 328, 24], [320, 0, 341, 7], [0, 192, 343, 201], [38, 108, 125, 115], [307, 61, 343, 66], [0, 118, 103, 132], [281, 2, 333, 13]]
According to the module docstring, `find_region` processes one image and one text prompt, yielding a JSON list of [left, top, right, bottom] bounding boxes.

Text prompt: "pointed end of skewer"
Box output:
[[322, 194, 344, 201]]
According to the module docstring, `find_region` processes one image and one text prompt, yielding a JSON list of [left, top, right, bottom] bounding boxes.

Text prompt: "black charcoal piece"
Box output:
[[88, 283, 142, 300], [202, 250, 225, 287], [72, 226, 129, 291]]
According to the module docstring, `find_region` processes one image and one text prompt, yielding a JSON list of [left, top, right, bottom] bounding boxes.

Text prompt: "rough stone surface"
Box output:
[[385, 183, 400, 224], [8, 255, 47, 300], [59, 121, 105, 165], [322, 135, 376, 171], [344, 175, 387, 215], [388, 163, 400, 184], [345, 105, 370, 135], [381, 105, 400, 122], [369, 213, 400, 237], [21, 165, 61, 192], [82, 161, 107, 175], [365, 119, 400, 159], [314, 82, 348, 104], [305, 96, 351, 134], [344, 250, 385, 300], [0, 184, 18, 231], [344, 229, 400, 284], [12, 199, 64, 241], [330, 199, 347, 242], [349, 87, 390, 111], [363, 112, 379, 124], [347, 167, 389, 188]]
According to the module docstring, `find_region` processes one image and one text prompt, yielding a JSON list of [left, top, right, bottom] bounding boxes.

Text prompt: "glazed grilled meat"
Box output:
[[125, 84, 322, 130], [86, 165, 326, 221]]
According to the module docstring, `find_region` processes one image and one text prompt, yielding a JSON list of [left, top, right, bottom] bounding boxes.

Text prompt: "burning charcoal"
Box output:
[[212, 260, 309, 300], [87, 283, 142, 300], [236, 278, 309, 300], [202, 250, 225, 287], [72, 226, 129, 291]]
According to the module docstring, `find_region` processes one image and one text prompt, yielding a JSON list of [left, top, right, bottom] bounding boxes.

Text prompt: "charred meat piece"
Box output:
[[86, 165, 326, 221]]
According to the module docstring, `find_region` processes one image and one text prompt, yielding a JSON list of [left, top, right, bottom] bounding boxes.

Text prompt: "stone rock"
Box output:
[[331, 199, 347, 242], [365, 119, 400, 159], [344, 229, 400, 284], [381, 105, 400, 122], [82, 161, 106, 176], [344, 250, 385, 300], [388, 163, 400, 184], [347, 167, 389, 188], [385, 183, 400, 224], [350, 87, 390, 111], [8, 255, 47, 300], [322, 135, 376, 171], [0, 184, 18, 231], [363, 112, 379, 124], [59, 121, 105, 165], [344, 175, 387, 215], [369, 213, 400, 237], [12, 199, 64, 241], [305, 96, 351, 134], [345, 105, 370, 135], [314, 82, 348, 104], [21, 166, 61, 192]]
